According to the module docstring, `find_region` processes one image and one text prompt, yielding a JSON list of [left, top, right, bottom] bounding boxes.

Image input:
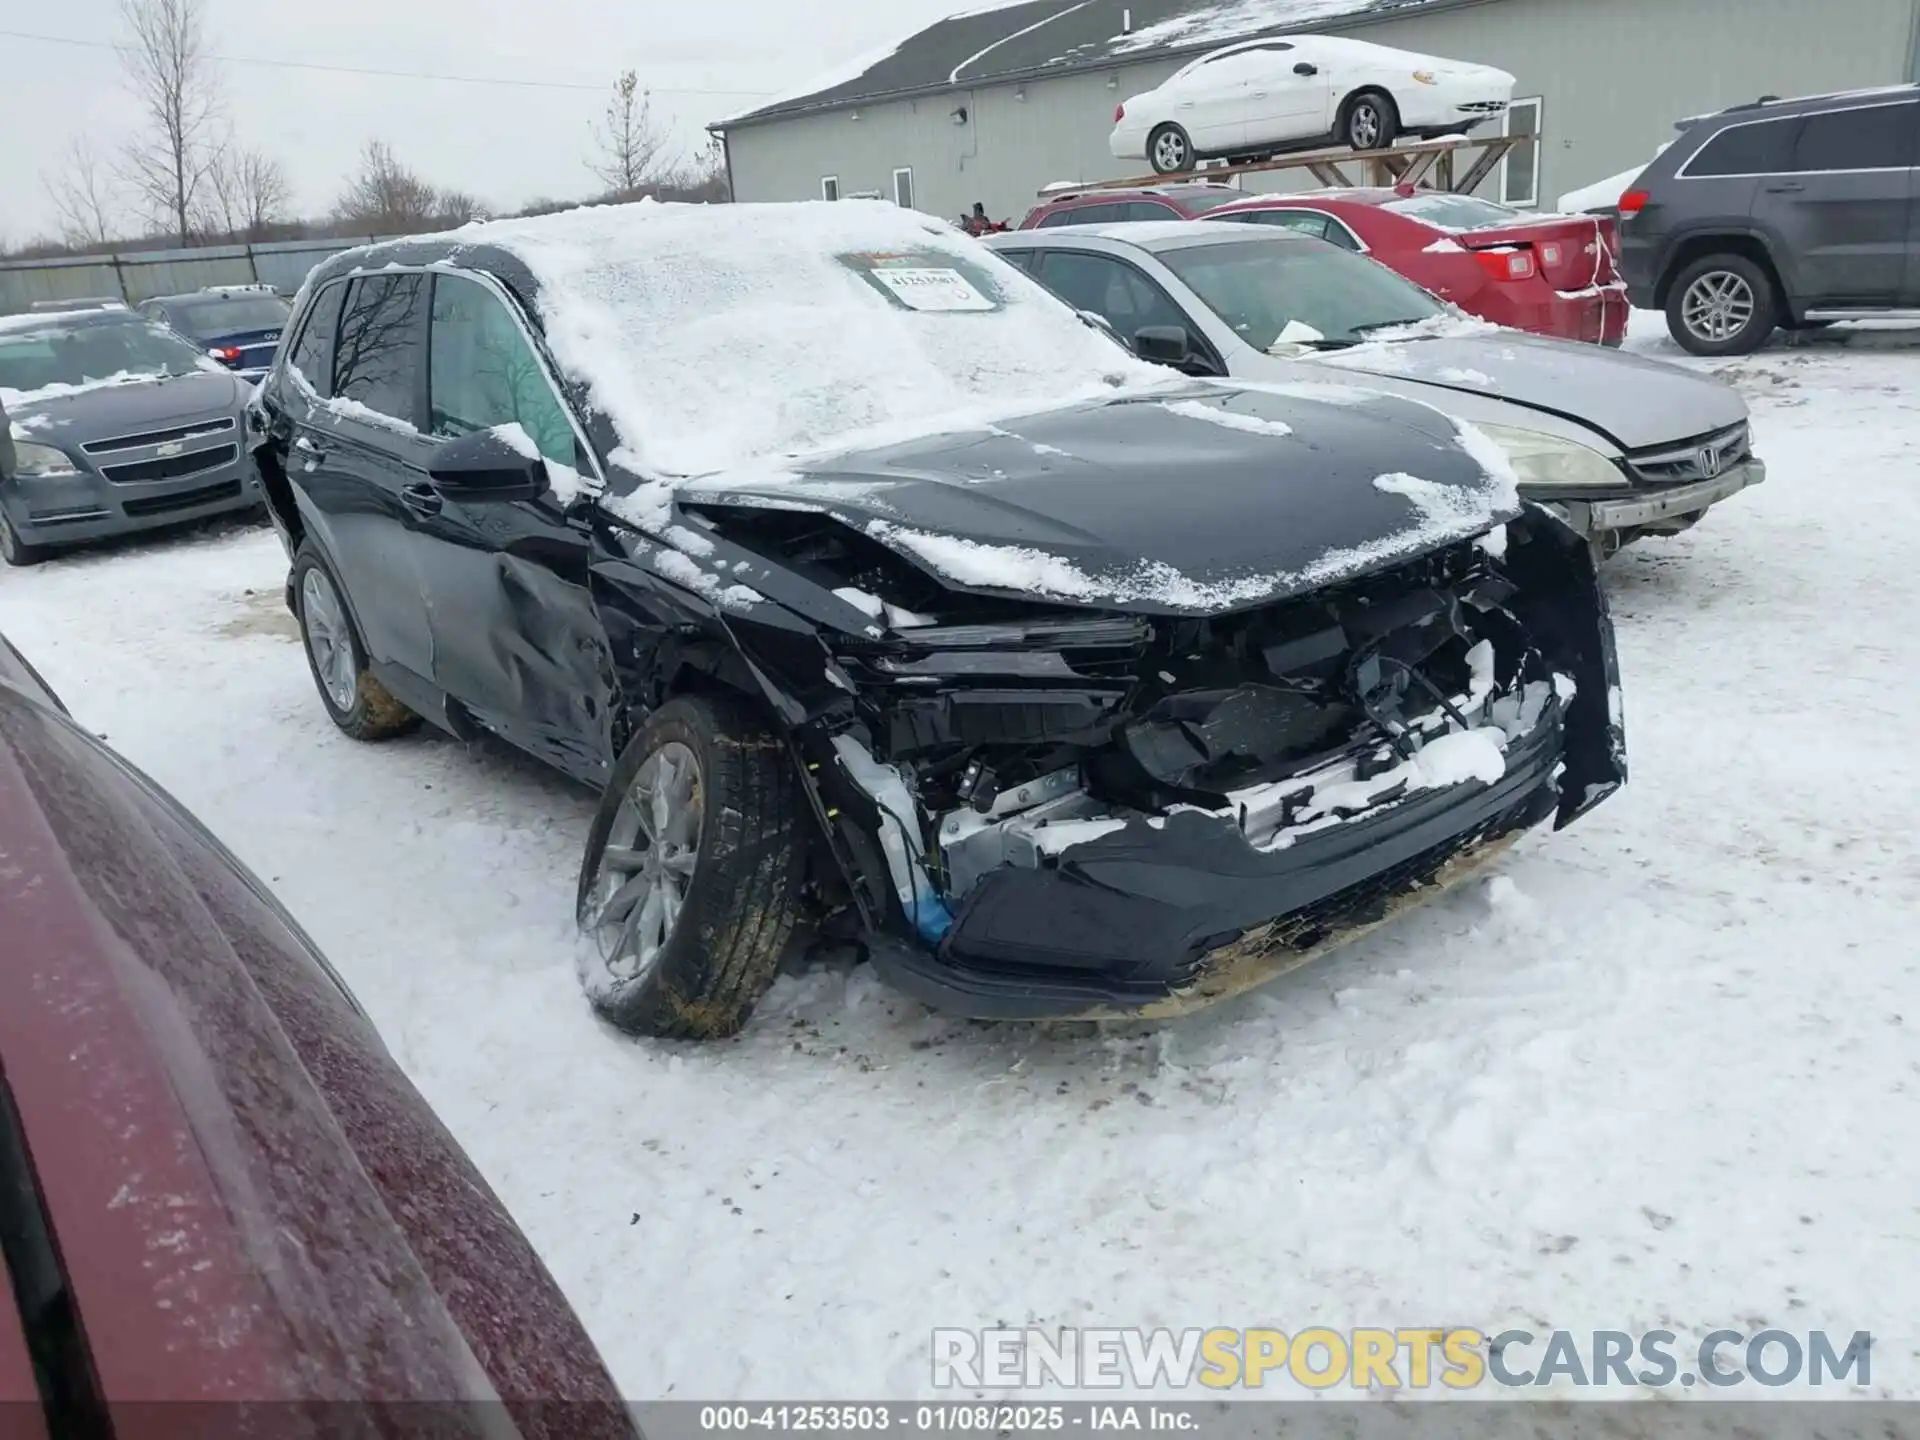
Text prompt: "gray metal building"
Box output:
[[714, 0, 1920, 223]]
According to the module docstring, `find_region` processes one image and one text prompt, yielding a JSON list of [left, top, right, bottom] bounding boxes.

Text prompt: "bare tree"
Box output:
[[117, 0, 222, 246], [45, 138, 122, 249], [332, 139, 443, 231], [433, 189, 483, 225], [587, 71, 676, 197], [196, 142, 291, 240]]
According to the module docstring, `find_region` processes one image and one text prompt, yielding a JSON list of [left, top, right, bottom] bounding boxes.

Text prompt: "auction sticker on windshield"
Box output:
[[844, 252, 1002, 313], [871, 267, 995, 312]]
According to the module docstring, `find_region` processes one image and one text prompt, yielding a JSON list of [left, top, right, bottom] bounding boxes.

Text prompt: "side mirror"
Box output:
[[427, 427, 548, 502], [1294, 62, 1319, 76], [1132, 325, 1193, 367]]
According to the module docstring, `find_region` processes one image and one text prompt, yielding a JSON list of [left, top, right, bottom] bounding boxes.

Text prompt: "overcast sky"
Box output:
[[0, 0, 975, 245]]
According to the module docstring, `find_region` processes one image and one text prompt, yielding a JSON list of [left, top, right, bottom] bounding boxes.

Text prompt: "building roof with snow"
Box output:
[[713, 0, 1466, 130]]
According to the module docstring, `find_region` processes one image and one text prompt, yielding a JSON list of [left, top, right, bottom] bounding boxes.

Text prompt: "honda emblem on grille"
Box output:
[[155, 440, 185, 457], [1697, 444, 1723, 478]]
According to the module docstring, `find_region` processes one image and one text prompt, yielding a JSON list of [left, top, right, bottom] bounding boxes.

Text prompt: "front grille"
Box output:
[[120, 479, 244, 518], [82, 415, 235, 456], [1456, 101, 1508, 113], [101, 443, 239, 485], [1626, 422, 1751, 484]]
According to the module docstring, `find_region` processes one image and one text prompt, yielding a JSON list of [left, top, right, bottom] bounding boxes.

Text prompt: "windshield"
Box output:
[[1159, 238, 1443, 350], [0, 317, 211, 402], [466, 199, 1166, 477], [163, 294, 290, 333], [1383, 193, 1521, 231]]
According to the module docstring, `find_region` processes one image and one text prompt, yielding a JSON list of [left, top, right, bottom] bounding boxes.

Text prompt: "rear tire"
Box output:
[[1341, 91, 1399, 151], [576, 695, 806, 1040], [1148, 123, 1194, 175], [1666, 253, 1778, 357], [0, 513, 50, 568], [291, 544, 420, 741]]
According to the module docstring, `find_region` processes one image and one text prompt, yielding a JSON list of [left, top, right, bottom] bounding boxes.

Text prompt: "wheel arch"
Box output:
[[1654, 230, 1792, 314]]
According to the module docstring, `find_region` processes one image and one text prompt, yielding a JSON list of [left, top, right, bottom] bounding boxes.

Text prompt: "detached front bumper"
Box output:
[[1530, 458, 1764, 539], [872, 701, 1570, 1020]]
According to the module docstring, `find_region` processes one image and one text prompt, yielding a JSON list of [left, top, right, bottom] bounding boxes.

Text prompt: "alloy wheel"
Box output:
[[300, 566, 359, 712], [1350, 103, 1382, 148], [1681, 271, 1756, 344], [1152, 130, 1189, 172], [585, 740, 704, 985]]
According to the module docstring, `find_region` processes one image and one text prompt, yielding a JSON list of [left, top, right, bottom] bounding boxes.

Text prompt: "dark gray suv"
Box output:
[[1617, 84, 1920, 355]]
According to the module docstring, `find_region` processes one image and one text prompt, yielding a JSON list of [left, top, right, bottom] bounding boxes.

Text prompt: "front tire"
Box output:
[[576, 695, 806, 1040], [1148, 123, 1194, 175], [291, 544, 419, 741], [0, 513, 50, 567], [1342, 91, 1399, 151], [1667, 254, 1778, 357]]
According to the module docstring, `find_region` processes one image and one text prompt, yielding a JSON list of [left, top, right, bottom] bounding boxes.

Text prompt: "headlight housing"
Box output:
[[1475, 424, 1630, 491], [12, 440, 83, 479]]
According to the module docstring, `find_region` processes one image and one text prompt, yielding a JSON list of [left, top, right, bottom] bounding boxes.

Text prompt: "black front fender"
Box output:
[[1503, 508, 1627, 826]]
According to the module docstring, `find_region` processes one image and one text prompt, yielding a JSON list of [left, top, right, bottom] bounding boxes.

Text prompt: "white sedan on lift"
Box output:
[[1110, 35, 1517, 174]]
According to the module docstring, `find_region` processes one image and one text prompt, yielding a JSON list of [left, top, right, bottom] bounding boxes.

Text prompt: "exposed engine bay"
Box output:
[[695, 512, 1609, 985]]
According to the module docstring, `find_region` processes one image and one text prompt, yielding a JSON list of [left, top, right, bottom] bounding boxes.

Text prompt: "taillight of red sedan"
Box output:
[[1475, 248, 1538, 282]]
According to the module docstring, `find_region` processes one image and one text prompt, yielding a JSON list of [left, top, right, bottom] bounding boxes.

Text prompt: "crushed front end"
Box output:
[[710, 508, 1625, 1021]]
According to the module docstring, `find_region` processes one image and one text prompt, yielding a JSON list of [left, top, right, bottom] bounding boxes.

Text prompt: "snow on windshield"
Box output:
[[460, 200, 1167, 478], [0, 318, 217, 408]]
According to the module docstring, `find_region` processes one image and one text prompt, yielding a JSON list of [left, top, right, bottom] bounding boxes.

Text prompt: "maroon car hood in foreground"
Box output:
[[0, 640, 632, 1439]]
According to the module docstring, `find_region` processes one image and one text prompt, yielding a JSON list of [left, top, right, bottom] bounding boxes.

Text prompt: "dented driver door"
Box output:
[[409, 272, 615, 788]]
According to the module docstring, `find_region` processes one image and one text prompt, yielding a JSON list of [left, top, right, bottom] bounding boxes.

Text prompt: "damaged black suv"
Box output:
[[250, 199, 1625, 1039]]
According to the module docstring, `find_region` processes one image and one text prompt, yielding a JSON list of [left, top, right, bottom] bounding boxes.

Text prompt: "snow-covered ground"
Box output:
[[4, 311, 1919, 1401]]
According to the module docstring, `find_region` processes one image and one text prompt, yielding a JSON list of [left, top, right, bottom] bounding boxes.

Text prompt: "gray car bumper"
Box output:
[[2, 452, 264, 551], [1532, 459, 1764, 538]]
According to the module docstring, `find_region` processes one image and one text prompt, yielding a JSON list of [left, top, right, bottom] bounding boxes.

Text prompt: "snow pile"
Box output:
[[459, 200, 1168, 482], [1161, 398, 1293, 437], [1557, 148, 1669, 213], [1109, 0, 1381, 56], [653, 548, 764, 612]]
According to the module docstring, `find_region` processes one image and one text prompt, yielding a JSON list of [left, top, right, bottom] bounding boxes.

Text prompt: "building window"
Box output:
[[893, 167, 915, 210], [821, 176, 839, 201], [1501, 98, 1542, 209]]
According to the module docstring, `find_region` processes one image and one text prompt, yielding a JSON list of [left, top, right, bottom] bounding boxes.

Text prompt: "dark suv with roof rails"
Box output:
[[1617, 83, 1920, 356]]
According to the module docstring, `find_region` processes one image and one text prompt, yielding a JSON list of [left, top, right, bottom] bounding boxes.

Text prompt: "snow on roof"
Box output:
[[1110, 0, 1378, 56], [461, 199, 1168, 480], [713, 0, 1454, 129]]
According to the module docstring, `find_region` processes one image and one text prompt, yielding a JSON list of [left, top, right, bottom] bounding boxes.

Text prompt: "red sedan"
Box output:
[[0, 633, 633, 1438], [1205, 189, 1629, 346]]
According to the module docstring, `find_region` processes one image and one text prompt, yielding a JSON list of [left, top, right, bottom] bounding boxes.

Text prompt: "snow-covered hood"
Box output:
[[6, 369, 245, 442], [1301, 332, 1747, 451], [678, 384, 1521, 617]]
